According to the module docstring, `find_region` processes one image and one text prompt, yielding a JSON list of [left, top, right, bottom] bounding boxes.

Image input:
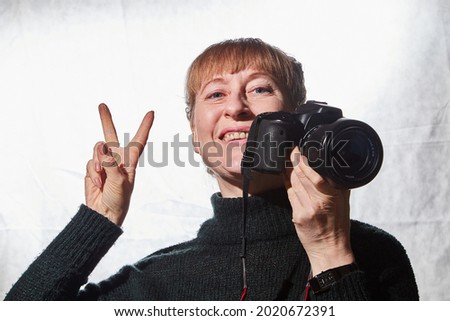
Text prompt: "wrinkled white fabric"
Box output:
[[0, 0, 448, 300]]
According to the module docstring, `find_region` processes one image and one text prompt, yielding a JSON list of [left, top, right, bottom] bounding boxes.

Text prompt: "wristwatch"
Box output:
[[308, 263, 359, 295]]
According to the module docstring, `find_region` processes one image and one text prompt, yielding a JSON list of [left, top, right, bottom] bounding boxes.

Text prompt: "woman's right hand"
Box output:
[[84, 103, 154, 226]]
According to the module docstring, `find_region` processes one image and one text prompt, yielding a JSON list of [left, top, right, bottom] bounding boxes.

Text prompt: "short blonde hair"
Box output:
[[185, 38, 306, 122]]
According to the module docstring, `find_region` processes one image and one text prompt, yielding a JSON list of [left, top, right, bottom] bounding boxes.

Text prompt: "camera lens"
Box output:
[[332, 127, 380, 179], [334, 129, 369, 175], [301, 119, 383, 189]]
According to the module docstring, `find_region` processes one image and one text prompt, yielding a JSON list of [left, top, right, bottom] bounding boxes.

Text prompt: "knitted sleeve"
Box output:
[[4, 205, 123, 300], [306, 271, 370, 300], [307, 220, 419, 301]]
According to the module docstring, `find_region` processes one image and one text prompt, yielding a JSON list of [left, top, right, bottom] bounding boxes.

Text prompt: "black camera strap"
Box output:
[[239, 167, 251, 301]]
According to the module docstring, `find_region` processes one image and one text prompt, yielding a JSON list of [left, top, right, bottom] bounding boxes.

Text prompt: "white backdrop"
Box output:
[[0, 0, 449, 300]]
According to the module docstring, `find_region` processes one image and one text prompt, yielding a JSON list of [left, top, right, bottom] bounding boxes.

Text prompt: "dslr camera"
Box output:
[[241, 101, 383, 189]]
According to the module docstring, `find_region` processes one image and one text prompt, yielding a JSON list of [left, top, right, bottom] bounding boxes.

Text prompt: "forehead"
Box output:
[[190, 50, 281, 92], [200, 69, 275, 90]]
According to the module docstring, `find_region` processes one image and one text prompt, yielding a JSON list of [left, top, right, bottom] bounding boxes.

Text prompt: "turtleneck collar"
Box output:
[[196, 188, 297, 244]]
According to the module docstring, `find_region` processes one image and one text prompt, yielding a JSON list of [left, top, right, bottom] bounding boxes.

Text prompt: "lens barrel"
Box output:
[[300, 118, 383, 189]]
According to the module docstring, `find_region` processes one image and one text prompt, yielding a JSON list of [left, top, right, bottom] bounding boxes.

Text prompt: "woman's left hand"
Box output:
[[283, 147, 355, 276]]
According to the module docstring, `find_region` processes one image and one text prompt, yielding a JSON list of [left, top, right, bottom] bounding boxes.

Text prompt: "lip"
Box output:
[[218, 126, 251, 140]]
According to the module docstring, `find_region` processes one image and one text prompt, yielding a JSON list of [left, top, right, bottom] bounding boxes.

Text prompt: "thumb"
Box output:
[[98, 142, 124, 179]]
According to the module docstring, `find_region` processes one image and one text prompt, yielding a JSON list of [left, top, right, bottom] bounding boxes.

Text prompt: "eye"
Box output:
[[254, 87, 271, 94], [251, 86, 273, 95], [207, 91, 225, 100]]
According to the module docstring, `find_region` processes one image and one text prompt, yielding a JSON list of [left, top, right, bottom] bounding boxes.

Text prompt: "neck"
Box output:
[[196, 187, 295, 244], [216, 172, 285, 198]]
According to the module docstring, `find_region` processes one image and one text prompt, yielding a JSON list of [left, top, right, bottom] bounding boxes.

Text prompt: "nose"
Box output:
[[224, 93, 251, 119]]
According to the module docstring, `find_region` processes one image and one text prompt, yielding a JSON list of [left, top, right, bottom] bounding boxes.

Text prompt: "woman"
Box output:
[[5, 38, 418, 300]]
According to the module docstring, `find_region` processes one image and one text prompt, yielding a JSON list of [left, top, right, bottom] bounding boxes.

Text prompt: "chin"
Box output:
[[212, 164, 243, 179], [226, 155, 245, 175]]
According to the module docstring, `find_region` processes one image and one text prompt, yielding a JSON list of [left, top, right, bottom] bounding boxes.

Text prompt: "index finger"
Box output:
[[129, 110, 155, 156], [98, 103, 119, 144]]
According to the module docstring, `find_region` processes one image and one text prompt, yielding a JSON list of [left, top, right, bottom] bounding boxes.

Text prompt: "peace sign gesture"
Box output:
[[85, 103, 155, 226]]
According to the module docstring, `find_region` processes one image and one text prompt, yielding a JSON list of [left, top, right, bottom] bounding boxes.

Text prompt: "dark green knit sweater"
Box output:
[[5, 190, 419, 300]]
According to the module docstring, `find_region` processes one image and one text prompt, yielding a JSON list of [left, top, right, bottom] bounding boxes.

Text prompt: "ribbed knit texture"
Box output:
[[4, 205, 122, 300], [5, 190, 419, 300]]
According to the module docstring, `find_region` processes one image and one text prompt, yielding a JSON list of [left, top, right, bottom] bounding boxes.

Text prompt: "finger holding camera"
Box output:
[[284, 147, 355, 276], [84, 103, 154, 226]]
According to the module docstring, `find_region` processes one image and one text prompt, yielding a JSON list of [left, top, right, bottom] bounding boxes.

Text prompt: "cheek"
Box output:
[[251, 97, 285, 114], [273, 97, 286, 111], [193, 107, 220, 141], [192, 115, 216, 153], [194, 120, 211, 141]]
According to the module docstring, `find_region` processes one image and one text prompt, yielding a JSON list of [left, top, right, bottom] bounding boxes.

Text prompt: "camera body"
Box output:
[[241, 101, 383, 189]]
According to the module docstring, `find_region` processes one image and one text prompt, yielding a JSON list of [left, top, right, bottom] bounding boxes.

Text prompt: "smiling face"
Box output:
[[185, 38, 307, 196], [191, 68, 286, 195]]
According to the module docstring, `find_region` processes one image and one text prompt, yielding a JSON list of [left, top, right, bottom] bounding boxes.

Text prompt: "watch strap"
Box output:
[[308, 263, 359, 295]]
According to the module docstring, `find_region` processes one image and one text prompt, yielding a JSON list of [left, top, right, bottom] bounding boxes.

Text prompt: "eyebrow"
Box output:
[[200, 77, 226, 93], [199, 72, 275, 94]]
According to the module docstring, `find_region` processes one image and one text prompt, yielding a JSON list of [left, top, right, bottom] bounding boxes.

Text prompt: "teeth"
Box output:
[[223, 132, 249, 142]]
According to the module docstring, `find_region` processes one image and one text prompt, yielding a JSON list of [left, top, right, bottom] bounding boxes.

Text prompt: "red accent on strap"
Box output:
[[240, 287, 248, 301], [304, 282, 310, 301]]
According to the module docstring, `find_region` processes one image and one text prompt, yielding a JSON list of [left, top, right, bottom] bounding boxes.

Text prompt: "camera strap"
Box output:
[[239, 167, 251, 301]]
